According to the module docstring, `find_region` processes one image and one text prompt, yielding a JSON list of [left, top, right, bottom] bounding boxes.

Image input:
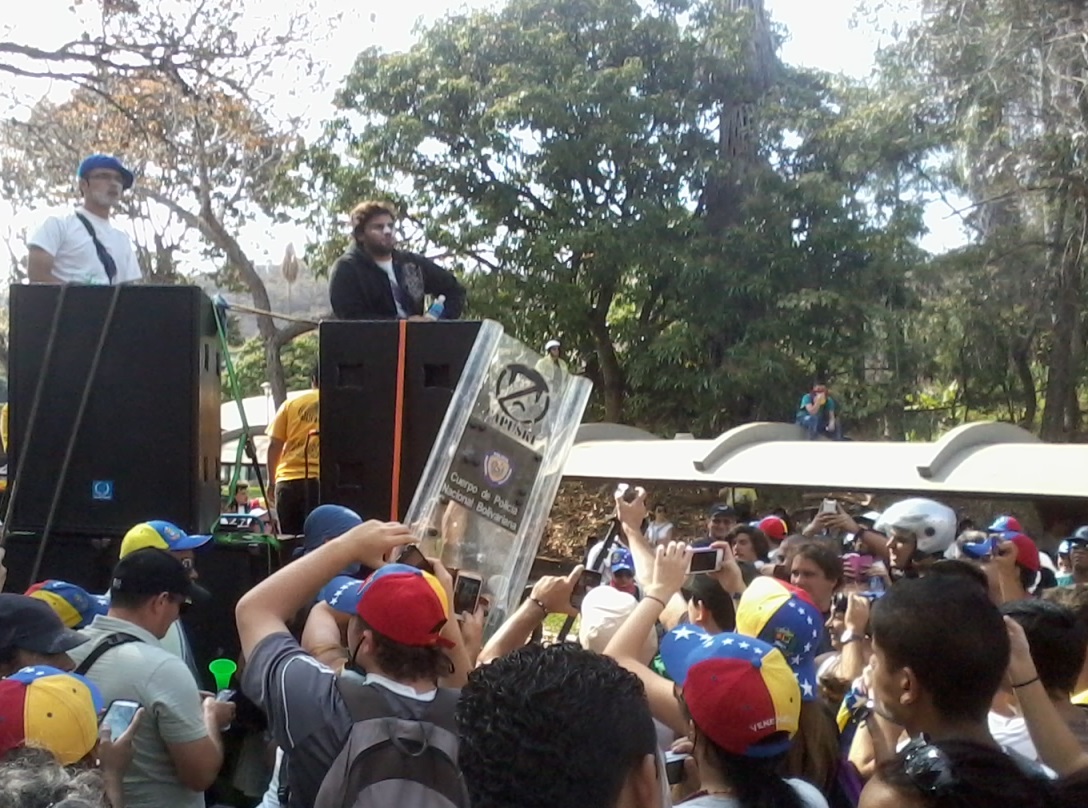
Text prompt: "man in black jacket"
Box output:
[[329, 201, 466, 320]]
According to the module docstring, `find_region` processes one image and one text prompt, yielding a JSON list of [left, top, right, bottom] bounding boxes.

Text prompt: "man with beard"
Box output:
[[329, 201, 466, 320], [27, 154, 142, 285]]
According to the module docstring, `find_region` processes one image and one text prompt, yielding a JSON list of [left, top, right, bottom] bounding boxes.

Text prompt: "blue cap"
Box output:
[[77, 154, 134, 190], [609, 547, 634, 574], [961, 539, 995, 560], [301, 505, 362, 555]]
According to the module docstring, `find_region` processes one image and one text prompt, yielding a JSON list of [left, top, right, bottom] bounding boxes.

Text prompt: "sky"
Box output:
[[0, 0, 969, 274]]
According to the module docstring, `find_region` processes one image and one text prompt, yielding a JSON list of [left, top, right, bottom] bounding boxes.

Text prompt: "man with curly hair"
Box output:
[[329, 201, 466, 320], [457, 643, 665, 808]]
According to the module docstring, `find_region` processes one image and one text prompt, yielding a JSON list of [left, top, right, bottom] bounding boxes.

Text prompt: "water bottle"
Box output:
[[426, 294, 446, 319]]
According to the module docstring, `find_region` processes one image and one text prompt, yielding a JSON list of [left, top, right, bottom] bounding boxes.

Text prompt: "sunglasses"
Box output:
[[901, 736, 956, 795]]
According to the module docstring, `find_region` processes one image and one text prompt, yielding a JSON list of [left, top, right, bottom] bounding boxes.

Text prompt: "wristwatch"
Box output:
[[840, 629, 865, 645]]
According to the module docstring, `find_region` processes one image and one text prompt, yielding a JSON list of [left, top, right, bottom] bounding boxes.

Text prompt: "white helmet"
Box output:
[[544, 339, 561, 351], [874, 498, 957, 556]]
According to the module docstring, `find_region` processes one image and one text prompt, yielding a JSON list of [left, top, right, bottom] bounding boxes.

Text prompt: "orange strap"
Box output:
[[390, 319, 408, 520]]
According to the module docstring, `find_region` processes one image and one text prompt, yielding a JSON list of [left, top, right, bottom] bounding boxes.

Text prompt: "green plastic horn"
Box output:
[[209, 658, 238, 692]]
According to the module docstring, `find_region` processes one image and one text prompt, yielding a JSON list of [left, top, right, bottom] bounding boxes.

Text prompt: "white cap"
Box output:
[[578, 586, 657, 661], [544, 339, 561, 351]]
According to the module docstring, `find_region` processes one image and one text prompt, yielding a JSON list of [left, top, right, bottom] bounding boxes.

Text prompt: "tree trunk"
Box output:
[[1011, 337, 1037, 429], [587, 306, 625, 423], [1041, 188, 1080, 441]]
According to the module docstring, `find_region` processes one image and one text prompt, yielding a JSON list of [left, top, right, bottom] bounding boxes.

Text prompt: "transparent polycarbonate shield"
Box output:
[[404, 320, 592, 637]]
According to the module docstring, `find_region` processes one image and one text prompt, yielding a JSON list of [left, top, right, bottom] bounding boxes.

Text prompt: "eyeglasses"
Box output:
[[901, 736, 956, 794]]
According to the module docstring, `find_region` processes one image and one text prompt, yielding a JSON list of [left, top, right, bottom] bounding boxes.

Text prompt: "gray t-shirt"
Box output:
[[241, 632, 446, 808], [680, 779, 829, 808], [67, 615, 208, 808]]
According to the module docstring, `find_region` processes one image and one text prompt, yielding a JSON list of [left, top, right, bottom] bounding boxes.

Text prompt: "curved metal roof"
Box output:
[[564, 421, 1084, 500]]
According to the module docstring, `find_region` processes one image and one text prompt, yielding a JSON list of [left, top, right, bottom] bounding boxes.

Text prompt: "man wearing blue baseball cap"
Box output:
[[27, 153, 142, 285]]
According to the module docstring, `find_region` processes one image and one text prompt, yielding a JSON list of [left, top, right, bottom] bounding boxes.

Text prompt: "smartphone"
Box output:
[[569, 569, 603, 610], [820, 499, 838, 515], [615, 483, 637, 503], [396, 545, 435, 575], [687, 548, 724, 575], [453, 572, 483, 616], [665, 752, 690, 785], [842, 553, 876, 579], [100, 699, 140, 739]]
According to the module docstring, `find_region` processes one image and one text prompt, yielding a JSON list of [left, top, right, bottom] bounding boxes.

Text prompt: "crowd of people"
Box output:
[[0, 489, 1087, 808]]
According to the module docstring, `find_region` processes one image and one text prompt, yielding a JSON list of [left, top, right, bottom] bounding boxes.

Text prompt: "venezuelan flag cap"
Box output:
[[25, 581, 109, 629], [319, 564, 454, 649], [120, 520, 212, 559], [660, 626, 800, 758], [736, 577, 822, 702], [0, 666, 104, 765]]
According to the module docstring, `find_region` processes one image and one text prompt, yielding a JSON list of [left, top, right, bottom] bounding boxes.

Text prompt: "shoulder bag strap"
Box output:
[[74, 632, 143, 676], [74, 212, 118, 284]]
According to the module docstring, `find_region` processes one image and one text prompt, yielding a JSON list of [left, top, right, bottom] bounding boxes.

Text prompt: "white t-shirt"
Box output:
[[680, 778, 828, 808], [376, 258, 407, 317], [646, 520, 674, 545], [28, 207, 142, 285]]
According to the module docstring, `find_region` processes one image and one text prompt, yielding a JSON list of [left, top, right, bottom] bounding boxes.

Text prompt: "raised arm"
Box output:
[[603, 542, 692, 736]]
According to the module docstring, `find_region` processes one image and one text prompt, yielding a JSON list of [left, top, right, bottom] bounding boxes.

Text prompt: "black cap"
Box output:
[[111, 548, 209, 603], [707, 503, 736, 518], [0, 594, 88, 655]]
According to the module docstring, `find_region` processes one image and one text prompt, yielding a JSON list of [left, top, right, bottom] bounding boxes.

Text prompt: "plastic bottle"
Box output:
[[426, 294, 446, 319]]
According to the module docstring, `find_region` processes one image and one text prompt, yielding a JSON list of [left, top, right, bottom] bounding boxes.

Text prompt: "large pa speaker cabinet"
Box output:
[[7, 284, 222, 536], [319, 320, 482, 521]]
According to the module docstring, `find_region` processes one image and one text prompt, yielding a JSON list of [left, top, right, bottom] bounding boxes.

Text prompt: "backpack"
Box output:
[[313, 678, 468, 808]]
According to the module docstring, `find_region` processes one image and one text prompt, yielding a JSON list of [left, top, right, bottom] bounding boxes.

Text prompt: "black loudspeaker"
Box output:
[[7, 285, 221, 536], [1, 533, 117, 596], [319, 321, 482, 521]]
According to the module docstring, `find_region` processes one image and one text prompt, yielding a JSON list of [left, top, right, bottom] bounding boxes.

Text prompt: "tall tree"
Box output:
[[879, 0, 1088, 439], [312, 0, 926, 432]]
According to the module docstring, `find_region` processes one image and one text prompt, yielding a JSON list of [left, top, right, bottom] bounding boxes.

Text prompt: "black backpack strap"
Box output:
[[74, 632, 143, 676], [74, 212, 118, 284]]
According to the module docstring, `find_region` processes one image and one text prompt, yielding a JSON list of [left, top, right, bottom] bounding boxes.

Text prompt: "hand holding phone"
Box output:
[[453, 572, 483, 617], [687, 547, 724, 575], [569, 568, 603, 610], [820, 499, 838, 515], [396, 544, 435, 575], [665, 752, 690, 786], [99, 699, 140, 741]]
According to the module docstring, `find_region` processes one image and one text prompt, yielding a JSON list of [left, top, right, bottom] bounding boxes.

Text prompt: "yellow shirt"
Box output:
[[267, 390, 320, 481], [1073, 688, 1088, 707]]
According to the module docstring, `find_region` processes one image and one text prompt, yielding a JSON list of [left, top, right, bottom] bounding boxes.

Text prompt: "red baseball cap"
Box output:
[[1008, 534, 1041, 573], [320, 564, 455, 648], [757, 516, 788, 542]]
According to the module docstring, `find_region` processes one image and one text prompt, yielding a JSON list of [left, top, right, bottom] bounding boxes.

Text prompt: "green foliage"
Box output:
[[227, 334, 318, 401], [305, 0, 932, 434]]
